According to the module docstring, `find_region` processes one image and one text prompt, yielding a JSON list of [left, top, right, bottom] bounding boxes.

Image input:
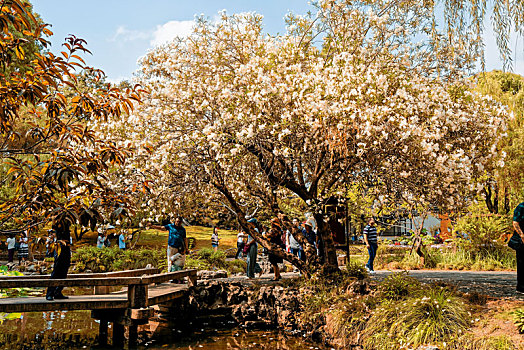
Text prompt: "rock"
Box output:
[[197, 270, 228, 280]]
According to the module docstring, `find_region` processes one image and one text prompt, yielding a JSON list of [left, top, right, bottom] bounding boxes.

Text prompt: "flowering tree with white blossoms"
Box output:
[[96, 0, 508, 275]]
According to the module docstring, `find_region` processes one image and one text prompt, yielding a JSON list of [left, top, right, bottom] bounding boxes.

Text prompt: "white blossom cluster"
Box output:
[[93, 2, 508, 222]]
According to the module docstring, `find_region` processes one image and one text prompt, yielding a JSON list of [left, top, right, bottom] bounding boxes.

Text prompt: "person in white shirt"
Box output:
[[96, 228, 106, 249], [235, 230, 246, 259], [6, 234, 16, 263], [18, 231, 29, 265]]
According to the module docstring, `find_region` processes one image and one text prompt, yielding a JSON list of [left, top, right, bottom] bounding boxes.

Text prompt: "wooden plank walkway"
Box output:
[[0, 282, 189, 313], [0, 268, 198, 346]]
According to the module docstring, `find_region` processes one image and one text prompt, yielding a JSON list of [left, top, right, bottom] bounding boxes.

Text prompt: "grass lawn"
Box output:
[[135, 226, 238, 252]]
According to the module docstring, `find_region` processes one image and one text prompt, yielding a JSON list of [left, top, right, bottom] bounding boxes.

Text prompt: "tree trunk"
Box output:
[[503, 186, 510, 214], [314, 213, 339, 274]]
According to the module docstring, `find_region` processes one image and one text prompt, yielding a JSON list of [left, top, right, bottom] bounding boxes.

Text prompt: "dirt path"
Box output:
[[373, 270, 524, 300]]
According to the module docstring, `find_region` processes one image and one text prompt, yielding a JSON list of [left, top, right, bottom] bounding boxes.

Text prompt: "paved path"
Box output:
[[220, 269, 524, 300], [372, 270, 524, 300]]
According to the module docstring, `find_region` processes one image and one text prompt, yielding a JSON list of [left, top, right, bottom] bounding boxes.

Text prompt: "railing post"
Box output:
[[128, 283, 148, 309], [187, 270, 197, 287]]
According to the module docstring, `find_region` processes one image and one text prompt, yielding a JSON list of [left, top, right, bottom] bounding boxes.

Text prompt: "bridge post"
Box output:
[[129, 322, 138, 347], [98, 319, 108, 346], [113, 322, 125, 347]]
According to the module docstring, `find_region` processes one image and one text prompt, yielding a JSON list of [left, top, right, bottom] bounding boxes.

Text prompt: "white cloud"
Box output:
[[150, 20, 194, 46], [109, 25, 150, 42]]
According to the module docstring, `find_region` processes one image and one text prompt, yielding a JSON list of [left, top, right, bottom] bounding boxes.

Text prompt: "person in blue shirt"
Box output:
[[118, 231, 127, 250], [152, 216, 187, 272]]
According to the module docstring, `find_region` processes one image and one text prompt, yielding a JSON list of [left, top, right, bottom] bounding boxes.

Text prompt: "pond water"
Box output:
[[0, 310, 327, 350]]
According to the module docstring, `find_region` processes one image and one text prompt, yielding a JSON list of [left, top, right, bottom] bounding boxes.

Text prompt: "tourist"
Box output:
[[235, 230, 246, 259], [363, 217, 378, 274], [45, 230, 56, 257], [289, 218, 304, 261], [211, 227, 220, 252], [46, 218, 72, 301], [302, 219, 317, 259], [6, 234, 15, 263], [96, 228, 106, 249], [245, 218, 260, 278], [118, 230, 127, 250], [267, 218, 285, 281], [152, 216, 187, 272], [511, 202, 524, 293], [18, 231, 29, 265]]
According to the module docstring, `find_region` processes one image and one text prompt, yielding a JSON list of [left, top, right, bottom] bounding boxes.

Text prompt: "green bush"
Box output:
[[454, 215, 511, 259], [72, 246, 165, 273], [184, 257, 211, 270], [513, 308, 524, 334], [451, 334, 518, 350], [345, 262, 368, 280], [196, 247, 214, 260], [186, 248, 246, 274], [379, 271, 422, 300], [363, 287, 470, 349]]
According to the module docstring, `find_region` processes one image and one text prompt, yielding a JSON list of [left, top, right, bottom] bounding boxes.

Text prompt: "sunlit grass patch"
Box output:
[[362, 287, 470, 350]]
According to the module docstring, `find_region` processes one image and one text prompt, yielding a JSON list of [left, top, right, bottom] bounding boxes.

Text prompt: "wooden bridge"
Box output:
[[0, 268, 198, 347]]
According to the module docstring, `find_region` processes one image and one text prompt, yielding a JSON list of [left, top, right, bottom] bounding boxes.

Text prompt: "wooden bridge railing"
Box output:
[[0, 268, 197, 299], [0, 268, 199, 346]]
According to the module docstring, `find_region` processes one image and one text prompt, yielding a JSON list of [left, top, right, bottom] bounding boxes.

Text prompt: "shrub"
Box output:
[[513, 308, 524, 334], [379, 271, 421, 300], [184, 257, 211, 270], [228, 259, 247, 274], [72, 246, 165, 272], [345, 262, 368, 280], [451, 334, 518, 350], [454, 215, 511, 259], [186, 248, 246, 274], [363, 287, 470, 349]]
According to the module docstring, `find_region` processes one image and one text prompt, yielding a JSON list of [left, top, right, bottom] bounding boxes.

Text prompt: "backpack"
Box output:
[[508, 232, 523, 250]]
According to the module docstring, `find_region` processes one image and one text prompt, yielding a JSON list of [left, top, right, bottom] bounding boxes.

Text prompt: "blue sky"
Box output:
[[31, 1, 523, 81]]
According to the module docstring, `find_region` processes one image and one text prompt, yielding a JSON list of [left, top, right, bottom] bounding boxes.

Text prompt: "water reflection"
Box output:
[[0, 310, 325, 350], [0, 310, 98, 349], [153, 328, 327, 350]]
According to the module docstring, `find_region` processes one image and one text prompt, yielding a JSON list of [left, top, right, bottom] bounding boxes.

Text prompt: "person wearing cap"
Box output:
[[96, 228, 106, 249], [118, 230, 127, 250], [302, 219, 316, 246]]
